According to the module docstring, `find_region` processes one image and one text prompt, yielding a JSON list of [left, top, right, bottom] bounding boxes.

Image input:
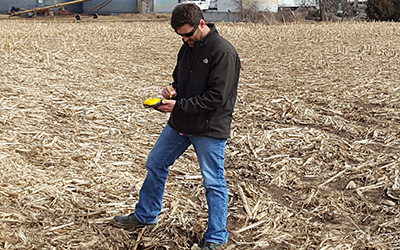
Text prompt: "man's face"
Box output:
[[176, 23, 200, 47]]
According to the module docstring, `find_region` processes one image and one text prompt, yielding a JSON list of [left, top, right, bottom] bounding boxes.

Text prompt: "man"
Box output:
[[111, 3, 240, 250]]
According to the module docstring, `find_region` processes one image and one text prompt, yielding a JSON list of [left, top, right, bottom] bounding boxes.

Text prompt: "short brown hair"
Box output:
[[170, 3, 204, 30]]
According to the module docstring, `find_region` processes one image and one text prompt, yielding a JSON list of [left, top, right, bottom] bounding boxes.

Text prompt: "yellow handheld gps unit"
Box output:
[[143, 98, 164, 112]]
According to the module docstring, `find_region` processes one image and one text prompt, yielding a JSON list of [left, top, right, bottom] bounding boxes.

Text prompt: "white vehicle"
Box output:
[[278, 0, 318, 8], [182, 0, 218, 11]]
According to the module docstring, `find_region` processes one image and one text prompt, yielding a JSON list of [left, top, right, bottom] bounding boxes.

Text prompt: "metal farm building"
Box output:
[[0, 0, 138, 14], [1, 0, 320, 14], [0, 0, 83, 13]]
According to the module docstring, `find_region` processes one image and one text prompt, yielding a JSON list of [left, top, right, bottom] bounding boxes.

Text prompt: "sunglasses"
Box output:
[[175, 24, 198, 37]]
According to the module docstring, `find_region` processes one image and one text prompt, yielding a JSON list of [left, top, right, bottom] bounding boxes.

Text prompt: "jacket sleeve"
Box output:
[[174, 51, 239, 114], [170, 51, 181, 98]]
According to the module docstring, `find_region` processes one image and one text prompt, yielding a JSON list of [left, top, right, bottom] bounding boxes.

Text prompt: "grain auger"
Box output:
[[9, 0, 114, 21]]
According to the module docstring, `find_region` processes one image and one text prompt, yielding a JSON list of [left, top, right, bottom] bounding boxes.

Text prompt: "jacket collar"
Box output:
[[183, 23, 217, 48]]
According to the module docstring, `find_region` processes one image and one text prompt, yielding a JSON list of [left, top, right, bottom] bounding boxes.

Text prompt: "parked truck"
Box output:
[[181, 0, 218, 11]]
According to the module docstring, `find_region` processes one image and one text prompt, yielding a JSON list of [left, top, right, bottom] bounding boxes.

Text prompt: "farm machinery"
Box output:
[[8, 0, 114, 20]]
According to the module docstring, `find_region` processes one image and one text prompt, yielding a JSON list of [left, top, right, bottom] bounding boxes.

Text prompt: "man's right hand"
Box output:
[[162, 85, 177, 99]]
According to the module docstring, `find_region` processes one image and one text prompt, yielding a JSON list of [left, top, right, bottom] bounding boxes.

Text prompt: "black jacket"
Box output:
[[168, 24, 241, 139]]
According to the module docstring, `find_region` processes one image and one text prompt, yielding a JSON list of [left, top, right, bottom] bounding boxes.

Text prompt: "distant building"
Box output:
[[153, 0, 318, 13], [0, 0, 321, 15], [0, 0, 84, 14], [0, 0, 138, 15]]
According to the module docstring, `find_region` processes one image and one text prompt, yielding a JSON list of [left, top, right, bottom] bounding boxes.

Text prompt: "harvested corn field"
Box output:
[[0, 18, 400, 250]]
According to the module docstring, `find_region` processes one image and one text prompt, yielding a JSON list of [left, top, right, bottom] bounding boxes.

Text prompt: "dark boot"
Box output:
[[110, 213, 154, 229], [201, 242, 223, 250]]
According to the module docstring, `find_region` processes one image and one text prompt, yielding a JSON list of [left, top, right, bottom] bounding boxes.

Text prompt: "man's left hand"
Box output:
[[157, 100, 176, 113]]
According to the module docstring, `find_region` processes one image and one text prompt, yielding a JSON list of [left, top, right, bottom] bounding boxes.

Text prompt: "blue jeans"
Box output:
[[134, 124, 229, 244]]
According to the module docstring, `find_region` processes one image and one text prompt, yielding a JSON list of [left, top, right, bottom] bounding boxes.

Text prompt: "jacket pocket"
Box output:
[[174, 112, 208, 135]]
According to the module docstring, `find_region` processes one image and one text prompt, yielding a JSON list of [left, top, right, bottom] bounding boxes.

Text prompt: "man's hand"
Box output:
[[162, 85, 177, 99], [157, 100, 176, 113]]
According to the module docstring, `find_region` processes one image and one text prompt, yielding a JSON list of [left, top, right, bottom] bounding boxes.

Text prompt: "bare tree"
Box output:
[[319, 0, 327, 20]]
